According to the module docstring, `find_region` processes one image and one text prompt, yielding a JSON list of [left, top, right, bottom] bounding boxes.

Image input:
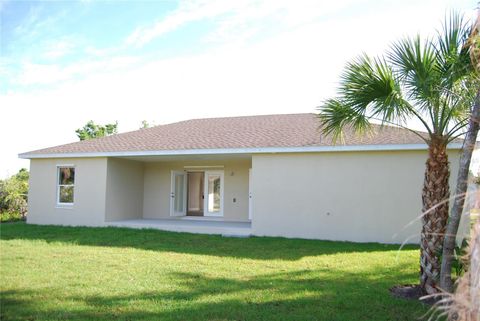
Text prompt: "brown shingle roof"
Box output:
[[20, 113, 442, 157]]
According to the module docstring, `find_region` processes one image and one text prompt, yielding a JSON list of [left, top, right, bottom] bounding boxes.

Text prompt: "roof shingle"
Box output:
[[21, 113, 436, 156]]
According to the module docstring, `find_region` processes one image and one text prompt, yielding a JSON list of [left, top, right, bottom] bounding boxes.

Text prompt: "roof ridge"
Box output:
[[177, 112, 316, 122]]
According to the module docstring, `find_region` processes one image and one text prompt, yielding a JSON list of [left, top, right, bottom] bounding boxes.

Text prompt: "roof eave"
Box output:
[[18, 143, 464, 159]]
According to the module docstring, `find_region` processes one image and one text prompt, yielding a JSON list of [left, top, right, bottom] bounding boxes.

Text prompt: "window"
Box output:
[[57, 167, 75, 205]]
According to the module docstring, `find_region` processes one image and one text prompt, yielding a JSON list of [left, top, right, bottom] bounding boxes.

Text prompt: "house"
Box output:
[[19, 113, 465, 243]]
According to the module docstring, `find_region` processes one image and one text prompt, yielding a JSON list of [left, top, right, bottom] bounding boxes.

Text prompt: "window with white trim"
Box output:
[[57, 167, 75, 205]]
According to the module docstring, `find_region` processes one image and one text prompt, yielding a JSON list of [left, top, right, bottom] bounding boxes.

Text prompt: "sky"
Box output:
[[0, 0, 478, 178]]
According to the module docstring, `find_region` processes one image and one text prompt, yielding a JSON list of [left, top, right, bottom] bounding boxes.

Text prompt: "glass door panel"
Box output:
[[170, 171, 186, 216], [204, 171, 224, 216]]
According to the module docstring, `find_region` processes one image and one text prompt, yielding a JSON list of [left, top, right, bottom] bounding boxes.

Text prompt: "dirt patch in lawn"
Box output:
[[390, 284, 440, 305]]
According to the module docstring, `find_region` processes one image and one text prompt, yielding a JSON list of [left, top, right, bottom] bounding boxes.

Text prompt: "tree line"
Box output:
[[75, 120, 153, 140]]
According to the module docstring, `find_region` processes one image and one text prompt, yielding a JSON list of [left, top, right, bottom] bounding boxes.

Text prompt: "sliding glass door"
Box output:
[[171, 170, 224, 217]]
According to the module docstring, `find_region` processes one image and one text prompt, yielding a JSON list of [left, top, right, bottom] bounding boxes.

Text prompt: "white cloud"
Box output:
[[13, 6, 41, 36], [84, 45, 116, 58], [15, 63, 65, 85], [125, 0, 245, 47], [204, 0, 358, 44], [126, 0, 358, 47], [13, 5, 65, 41], [43, 38, 76, 59], [14, 56, 140, 86]]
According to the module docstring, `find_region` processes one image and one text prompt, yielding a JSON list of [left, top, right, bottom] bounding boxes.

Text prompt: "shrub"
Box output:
[[0, 169, 29, 222], [0, 211, 24, 222]]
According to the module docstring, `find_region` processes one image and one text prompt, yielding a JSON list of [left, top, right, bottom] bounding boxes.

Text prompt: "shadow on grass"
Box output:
[[0, 222, 417, 261], [0, 268, 427, 321]]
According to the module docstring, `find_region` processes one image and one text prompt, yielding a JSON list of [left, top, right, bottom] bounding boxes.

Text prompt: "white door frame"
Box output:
[[203, 170, 224, 217], [248, 168, 252, 220], [170, 171, 187, 216]]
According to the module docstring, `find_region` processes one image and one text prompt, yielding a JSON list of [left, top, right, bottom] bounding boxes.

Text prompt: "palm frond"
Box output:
[[438, 77, 479, 135], [340, 54, 411, 125], [317, 98, 371, 142], [388, 35, 440, 107], [435, 11, 473, 87]]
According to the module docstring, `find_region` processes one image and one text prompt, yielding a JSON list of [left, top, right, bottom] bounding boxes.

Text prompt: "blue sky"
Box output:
[[0, 0, 477, 177], [2, 1, 188, 90]]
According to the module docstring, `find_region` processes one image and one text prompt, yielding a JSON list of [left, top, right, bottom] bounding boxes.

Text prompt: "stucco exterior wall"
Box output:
[[27, 158, 108, 226], [105, 158, 144, 221], [251, 150, 462, 243], [143, 159, 251, 221]]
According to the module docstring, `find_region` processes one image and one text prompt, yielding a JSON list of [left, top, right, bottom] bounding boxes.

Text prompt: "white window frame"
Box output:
[[56, 165, 75, 207]]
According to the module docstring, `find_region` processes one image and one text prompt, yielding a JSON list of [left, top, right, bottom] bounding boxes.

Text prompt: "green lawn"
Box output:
[[1, 222, 428, 321]]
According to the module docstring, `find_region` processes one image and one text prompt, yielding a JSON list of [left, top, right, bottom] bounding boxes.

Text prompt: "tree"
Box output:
[[318, 13, 477, 294], [75, 120, 118, 141], [0, 168, 29, 220], [140, 120, 151, 129], [440, 12, 480, 293]]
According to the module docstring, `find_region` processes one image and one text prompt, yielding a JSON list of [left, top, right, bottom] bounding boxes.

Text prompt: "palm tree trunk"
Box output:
[[421, 139, 450, 294], [440, 89, 480, 293]]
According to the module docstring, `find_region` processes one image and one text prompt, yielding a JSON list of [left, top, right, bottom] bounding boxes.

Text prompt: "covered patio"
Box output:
[[101, 153, 253, 235], [25, 153, 254, 233]]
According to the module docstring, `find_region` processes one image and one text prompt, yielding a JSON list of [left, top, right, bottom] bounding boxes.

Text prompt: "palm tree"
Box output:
[[318, 13, 477, 295]]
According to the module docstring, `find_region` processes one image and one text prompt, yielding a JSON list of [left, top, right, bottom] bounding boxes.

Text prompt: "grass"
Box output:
[[1, 222, 428, 321]]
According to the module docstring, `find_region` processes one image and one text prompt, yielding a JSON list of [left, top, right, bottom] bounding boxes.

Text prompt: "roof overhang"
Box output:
[[18, 143, 464, 159]]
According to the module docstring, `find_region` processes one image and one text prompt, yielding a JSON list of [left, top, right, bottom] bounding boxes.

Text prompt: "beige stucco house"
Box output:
[[19, 113, 465, 243]]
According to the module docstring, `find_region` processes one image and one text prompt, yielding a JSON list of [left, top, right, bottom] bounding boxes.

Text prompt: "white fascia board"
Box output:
[[18, 143, 463, 159]]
